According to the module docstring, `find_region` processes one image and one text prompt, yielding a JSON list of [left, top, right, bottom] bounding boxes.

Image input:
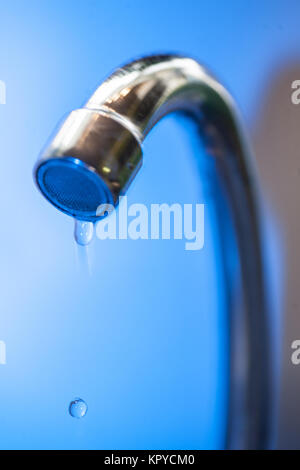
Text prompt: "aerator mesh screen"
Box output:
[[37, 160, 108, 218]]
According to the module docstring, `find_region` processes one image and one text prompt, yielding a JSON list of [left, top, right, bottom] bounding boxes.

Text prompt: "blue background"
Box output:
[[0, 0, 298, 450]]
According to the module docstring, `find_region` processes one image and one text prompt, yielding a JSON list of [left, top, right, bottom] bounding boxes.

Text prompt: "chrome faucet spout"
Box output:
[[34, 54, 272, 449]]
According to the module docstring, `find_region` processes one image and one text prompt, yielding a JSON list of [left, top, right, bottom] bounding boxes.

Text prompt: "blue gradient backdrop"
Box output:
[[0, 0, 298, 450]]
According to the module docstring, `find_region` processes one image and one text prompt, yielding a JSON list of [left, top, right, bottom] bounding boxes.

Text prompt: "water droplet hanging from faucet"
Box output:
[[74, 220, 94, 246]]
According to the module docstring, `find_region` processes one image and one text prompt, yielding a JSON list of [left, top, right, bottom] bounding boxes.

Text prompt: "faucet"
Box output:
[[34, 54, 272, 449]]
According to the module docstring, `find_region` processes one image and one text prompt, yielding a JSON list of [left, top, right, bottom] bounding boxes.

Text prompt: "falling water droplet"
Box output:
[[69, 398, 88, 419], [74, 220, 94, 246]]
